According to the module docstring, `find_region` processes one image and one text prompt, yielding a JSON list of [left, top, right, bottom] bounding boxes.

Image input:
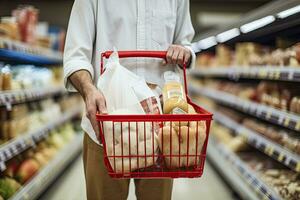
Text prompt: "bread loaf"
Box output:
[[158, 121, 207, 168], [158, 126, 181, 168]]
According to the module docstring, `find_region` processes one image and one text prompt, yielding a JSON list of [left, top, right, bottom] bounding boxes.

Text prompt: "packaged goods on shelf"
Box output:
[[211, 130, 299, 200], [0, 95, 82, 144], [195, 79, 300, 114], [196, 43, 300, 68], [0, 121, 79, 200], [216, 107, 300, 155], [0, 64, 63, 91]]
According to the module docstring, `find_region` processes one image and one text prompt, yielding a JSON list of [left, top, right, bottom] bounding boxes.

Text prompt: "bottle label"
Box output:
[[167, 89, 183, 98], [171, 107, 187, 114]]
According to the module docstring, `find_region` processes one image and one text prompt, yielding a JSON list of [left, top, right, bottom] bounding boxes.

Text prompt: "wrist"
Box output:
[[82, 82, 96, 99]]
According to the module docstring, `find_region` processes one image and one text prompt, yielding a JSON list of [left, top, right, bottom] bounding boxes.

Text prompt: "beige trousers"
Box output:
[[83, 134, 173, 200]]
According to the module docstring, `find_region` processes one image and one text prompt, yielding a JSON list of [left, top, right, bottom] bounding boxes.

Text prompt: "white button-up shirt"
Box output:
[[64, 0, 196, 144]]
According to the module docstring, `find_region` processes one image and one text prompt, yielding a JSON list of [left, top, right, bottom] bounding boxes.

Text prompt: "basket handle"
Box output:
[[100, 50, 188, 96]]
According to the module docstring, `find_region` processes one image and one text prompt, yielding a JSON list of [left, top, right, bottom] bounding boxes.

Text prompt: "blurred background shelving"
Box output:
[[1, 0, 300, 200], [190, 0, 300, 199], [0, 3, 84, 200]]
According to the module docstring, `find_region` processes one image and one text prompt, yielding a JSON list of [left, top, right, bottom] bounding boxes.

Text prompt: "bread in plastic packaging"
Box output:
[[98, 50, 160, 173]]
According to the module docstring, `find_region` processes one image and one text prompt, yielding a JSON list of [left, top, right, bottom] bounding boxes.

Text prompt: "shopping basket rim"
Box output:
[[96, 112, 213, 122]]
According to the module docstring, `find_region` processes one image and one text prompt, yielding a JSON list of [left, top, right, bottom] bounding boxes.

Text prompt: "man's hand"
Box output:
[[83, 85, 108, 141], [69, 70, 107, 142], [165, 45, 191, 67]]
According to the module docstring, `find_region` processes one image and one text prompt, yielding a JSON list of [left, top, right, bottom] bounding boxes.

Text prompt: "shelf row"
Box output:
[[190, 67, 300, 82], [0, 87, 66, 107], [0, 107, 82, 171], [0, 38, 63, 65], [212, 111, 300, 173], [10, 134, 83, 200], [190, 85, 300, 132], [208, 138, 282, 200]]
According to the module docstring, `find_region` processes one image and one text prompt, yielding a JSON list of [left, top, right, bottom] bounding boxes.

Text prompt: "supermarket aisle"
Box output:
[[40, 155, 86, 200], [41, 155, 234, 200]]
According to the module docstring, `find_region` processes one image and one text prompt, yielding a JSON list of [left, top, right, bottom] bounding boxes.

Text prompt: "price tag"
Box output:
[[262, 194, 270, 200], [296, 163, 300, 172], [288, 71, 294, 80], [266, 111, 272, 120], [265, 146, 274, 155], [258, 69, 267, 78], [12, 146, 18, 154], [278, 153, 285, 162], [295, 121, 300, 131], [278, 115, 285, 124], [0, 152, 5, 161], [284, 118, 290, 127], [268, 71, 274, 80], [0, 162, 6, 171], [274, 71, 280, 80], [5, 149, 12, 159]]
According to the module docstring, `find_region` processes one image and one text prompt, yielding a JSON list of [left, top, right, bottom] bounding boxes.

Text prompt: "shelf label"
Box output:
[[265, 147, 274, 155], [258, 69, 267, 78], [296, 121, 300, 131], [278, 154, 285, 162], [0, 153, 5, 161], [296, 163, 300, 172], [274, 71, 280, 79], [0, 162, 6, 171], [266, 111, 272, 120], [284, 118, 290, 127]]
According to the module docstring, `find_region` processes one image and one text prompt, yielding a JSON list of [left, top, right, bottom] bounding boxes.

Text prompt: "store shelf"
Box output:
[[0, 87, 66, 108], [0, 38, 62, 65], [190, 85, 300, 132], [0, 108, 82, 171], [190, 67, 300, 82], [213, 111, 300, 173], [207, 140, 261, 200], [209, 138, 283, 200], [10, 134, 83, 200]]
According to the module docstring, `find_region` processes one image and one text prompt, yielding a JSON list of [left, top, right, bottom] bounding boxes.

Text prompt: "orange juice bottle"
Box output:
[[162, 71, 188, 114]]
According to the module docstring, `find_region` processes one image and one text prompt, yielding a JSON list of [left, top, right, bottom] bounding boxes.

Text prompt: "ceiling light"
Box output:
[[277, 5, 300, 19], [197, 36, 217, 50], [240, 15, 275, 33], [216, 28, 240, 43]]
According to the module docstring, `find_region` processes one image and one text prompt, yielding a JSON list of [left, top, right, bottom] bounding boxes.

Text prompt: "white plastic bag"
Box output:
[[97, 50, 160, 173]]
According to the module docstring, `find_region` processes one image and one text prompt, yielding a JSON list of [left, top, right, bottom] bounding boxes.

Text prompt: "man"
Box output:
[[64, 0, 195, 199]]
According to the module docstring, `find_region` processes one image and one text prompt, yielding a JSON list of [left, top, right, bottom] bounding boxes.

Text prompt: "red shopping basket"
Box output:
[[96, 51, 213, 178]]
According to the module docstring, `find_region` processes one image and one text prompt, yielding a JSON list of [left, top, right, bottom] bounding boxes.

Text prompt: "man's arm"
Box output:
[[64, 0, 107, 139], [166, 0, 196, 68], [69, 70, 107, 139]]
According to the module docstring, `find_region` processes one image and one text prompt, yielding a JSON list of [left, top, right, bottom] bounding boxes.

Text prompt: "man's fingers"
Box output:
[[184, 50, 191, 65], [96, 97, 108, 114], [171, 48, 180, 65], [177, 50, 185, 66], [166, 47, 174, 64], [86, 106, 100, 137]]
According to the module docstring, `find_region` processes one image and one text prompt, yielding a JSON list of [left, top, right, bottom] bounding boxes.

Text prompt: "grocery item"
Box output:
[[158, 117, 206, 168], [261, 170, 300, 200], [16, 159, 40, 183], [0, 178, 21, 200], [98, 51, 161, 172], [162, 71, 188, 114], [0, 17, 20, 40], [2, 66, 12, 91], [103, 109, 158, 173]]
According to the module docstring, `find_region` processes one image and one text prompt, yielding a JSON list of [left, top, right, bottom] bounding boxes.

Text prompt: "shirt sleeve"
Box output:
[[173, 0, 196, 69], [63, 0, 96, 92]]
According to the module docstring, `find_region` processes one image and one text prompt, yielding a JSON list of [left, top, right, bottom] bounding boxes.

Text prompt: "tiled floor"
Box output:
[[41, 155, 234, 200]]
